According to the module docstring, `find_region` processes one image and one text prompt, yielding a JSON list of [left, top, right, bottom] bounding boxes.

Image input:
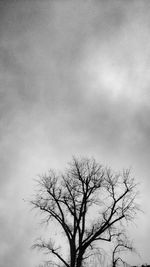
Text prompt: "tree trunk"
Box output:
[[70, 244, 76, 267], [76, 252, 83, 267], [70, 255, 76, 267], [76, 258, 82, 267]]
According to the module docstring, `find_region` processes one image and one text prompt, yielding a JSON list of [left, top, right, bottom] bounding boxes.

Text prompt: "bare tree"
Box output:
[[31, 157, 139, 267], [111, 231, 136, 267]]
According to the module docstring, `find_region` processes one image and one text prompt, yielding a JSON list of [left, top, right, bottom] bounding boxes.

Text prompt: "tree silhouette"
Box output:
[[31, 157, 139, 267]]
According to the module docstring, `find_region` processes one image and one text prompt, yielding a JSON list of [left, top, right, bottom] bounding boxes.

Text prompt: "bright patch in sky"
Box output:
[[86, 57, 127, 99], [81, 39, 150, 104]]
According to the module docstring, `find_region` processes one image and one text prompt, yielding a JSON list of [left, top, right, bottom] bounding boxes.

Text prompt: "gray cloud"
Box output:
[[0, 1, 150, 266]]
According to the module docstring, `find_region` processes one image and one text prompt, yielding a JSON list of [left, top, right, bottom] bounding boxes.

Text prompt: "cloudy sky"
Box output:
[[0, 0, 150, 266]]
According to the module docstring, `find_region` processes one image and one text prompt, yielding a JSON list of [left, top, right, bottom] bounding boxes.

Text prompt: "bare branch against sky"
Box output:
[[0, 1, 150, 266], [31, 157, 139, 267]]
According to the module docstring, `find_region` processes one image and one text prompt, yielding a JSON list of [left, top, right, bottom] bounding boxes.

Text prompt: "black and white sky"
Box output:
[[0, 1, 150, 266]]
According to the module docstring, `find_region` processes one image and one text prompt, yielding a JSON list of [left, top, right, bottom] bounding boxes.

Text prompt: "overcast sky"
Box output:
[[0, 1, 150, 266]]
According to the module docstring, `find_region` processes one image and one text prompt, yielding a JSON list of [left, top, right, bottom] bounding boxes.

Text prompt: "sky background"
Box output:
[[0, 0, 150, 266]]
